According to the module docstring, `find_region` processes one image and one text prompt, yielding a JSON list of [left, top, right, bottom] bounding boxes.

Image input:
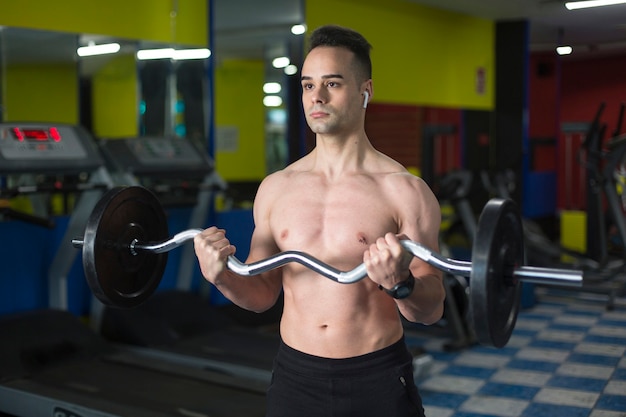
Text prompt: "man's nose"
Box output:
[[311, 88, 327, 104]]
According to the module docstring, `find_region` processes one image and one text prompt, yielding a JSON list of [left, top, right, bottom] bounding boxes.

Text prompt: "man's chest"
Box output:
[[268, 186, 399, 260]]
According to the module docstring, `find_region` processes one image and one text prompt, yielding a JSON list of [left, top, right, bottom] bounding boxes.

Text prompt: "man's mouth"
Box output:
[[310, 110, 328, 119]]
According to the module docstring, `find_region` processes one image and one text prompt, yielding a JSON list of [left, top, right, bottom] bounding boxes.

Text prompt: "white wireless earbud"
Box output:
[[363, 91, 369, 109]]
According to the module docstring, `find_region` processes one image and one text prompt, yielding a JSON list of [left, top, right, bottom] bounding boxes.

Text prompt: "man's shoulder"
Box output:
[[257, 166, 302, 199], [380, 169, 438, 209], [380, 167, 424, 188]]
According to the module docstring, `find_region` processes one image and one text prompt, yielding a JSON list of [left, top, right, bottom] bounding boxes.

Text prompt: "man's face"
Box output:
[[300, 46, 367, 136]]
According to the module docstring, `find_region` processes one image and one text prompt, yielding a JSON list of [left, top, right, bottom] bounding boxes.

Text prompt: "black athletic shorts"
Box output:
[[265, 336, 425, 417]]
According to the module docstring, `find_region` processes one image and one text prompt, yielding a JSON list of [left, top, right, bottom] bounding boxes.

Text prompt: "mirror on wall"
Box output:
[[77, 34, 137, 137], [0, 26, 208, 141], [77, 35, 209, 142], [0, 27, 78, 124], [0, 0, 305, 180], [136, 47, 208, 142], [212, 0, 304, 175]]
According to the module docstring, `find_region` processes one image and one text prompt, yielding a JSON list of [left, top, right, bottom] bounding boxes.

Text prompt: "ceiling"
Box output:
[[213, 0, 303, 60], [213, 0, 626, 59], [407, 0, 626, 54], [1, 0, 624, 68]]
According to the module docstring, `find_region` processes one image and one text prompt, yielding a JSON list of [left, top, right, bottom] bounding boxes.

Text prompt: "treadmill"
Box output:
[[96, 135, 280, 387], [0, 310, 267, 417], [0, 124, 266, 416], [0, 122, 114, 315]]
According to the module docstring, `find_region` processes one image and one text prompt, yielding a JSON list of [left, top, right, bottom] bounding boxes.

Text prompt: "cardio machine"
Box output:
[[0, 123, 267, 417]]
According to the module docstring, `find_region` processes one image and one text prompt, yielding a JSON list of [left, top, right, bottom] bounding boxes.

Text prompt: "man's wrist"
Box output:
[[379, 273, 415, 299]]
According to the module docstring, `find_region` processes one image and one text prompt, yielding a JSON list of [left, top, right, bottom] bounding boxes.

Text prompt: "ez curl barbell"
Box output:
[[72, 186, 583, 348]]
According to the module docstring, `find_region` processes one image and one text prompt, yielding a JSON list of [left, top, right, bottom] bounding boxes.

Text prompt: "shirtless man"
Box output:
[[194, 25, 445, 417]]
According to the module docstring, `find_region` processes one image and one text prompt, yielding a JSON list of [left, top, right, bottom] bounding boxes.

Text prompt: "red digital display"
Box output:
[[11, 127, 62, 142], [49, 127, 61, 142], [23, 129, 48, 140], [11, 128, 24, 141]]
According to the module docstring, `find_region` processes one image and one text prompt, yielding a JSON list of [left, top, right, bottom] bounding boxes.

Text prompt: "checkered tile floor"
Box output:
[[407, 287, 626, 417]]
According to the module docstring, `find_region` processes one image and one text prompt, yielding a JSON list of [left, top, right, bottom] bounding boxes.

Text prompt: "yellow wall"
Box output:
[[92, 55, 139, 138], [0, 0, 208, 45], [214, 59, 266, 181], [306, 0, 494, 110], [0, 0, 207, 127], [561, 210, 587, 254], [4, 63, 78, 123]]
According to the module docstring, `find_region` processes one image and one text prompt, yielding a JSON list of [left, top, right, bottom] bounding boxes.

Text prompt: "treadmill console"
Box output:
[[99, 136, 213, 178], [99, 136, 217, 207], [0, 123, 103, 174]]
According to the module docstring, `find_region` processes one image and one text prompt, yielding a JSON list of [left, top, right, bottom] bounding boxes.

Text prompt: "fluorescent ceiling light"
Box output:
[[263, 96, 283, 107], [77, 43, 120, 57], [556, 45, 573, 55], [565, 0, 626, 9], [137, 48, 175, 60], [284, 64, 298, 75], [272, 57, 290, 68], [263, 82, 282, 94], [137, 48, 211, 60], [172, 48, 211, 60], [291, 24, 306, 35]]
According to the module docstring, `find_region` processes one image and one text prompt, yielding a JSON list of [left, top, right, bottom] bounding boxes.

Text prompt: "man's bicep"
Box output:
[[402, 178, 441, 249], [246, 175, 282, 264], [419, 187, 442, 250], [246, 224, 280, 264]]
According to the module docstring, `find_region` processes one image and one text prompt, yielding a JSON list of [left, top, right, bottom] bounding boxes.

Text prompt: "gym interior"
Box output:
[[0, 1, 625, 416]]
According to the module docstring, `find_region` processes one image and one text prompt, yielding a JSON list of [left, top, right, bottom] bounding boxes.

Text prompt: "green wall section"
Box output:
[[4, 63, 79, 124], [214, 59, 266, 181], [92, 55, 139, 138], [1, 0, 493, 180], [0, 0, 208, 45], [0, 0, 207, 129], [306, 0, 494, 110]]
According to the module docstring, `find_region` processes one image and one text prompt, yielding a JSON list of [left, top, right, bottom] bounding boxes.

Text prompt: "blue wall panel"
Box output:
[[523, 171, 557, 218], [0, 207, 255, 316]]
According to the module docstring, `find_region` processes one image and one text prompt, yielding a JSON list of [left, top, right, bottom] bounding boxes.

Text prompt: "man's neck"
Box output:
[[311, 131, 373, 177]]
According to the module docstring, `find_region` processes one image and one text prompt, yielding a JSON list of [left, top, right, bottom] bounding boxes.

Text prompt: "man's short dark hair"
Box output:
[[308, 25, 372, 81]]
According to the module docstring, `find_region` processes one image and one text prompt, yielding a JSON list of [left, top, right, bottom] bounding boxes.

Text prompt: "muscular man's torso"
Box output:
[[266, 161, 410, 358]]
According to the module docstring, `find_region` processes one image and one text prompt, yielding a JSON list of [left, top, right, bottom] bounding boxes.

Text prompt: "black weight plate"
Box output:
[[82, 186, 169, 308], [470, 198, 523, 348]]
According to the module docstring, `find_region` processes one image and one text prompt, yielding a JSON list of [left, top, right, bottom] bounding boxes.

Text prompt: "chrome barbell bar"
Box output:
[[72, 229, 583, 287]]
